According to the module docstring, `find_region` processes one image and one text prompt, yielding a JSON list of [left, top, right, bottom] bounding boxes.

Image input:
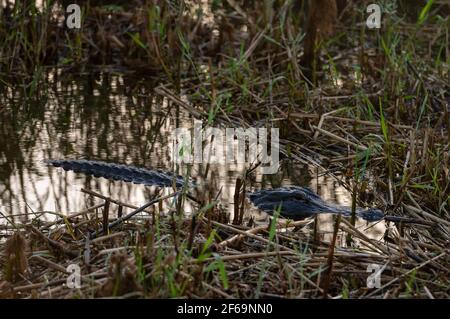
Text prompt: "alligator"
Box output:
[[248, 186, 385, 222], [45, 159, 188, 188], [46, 159, 392, 222]]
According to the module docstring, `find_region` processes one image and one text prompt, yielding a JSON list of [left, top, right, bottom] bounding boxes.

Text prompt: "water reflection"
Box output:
[[0, 70, 385, 241]]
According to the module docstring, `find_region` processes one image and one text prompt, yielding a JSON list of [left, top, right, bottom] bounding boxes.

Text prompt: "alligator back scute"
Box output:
[[45, 159, 187, 188]]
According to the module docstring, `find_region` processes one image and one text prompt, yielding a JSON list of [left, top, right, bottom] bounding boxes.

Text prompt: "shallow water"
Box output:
[[0, 70, 387, 242]]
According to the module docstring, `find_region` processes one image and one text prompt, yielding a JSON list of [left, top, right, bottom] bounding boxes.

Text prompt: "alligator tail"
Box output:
[[45, 159, 187, 188]]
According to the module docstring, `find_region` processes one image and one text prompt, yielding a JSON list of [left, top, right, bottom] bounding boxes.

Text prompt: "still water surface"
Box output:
[[0, 70, 386, 242]]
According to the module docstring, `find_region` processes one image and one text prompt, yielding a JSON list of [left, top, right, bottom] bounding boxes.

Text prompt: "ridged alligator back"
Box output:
[[45, 159, 187, 188]]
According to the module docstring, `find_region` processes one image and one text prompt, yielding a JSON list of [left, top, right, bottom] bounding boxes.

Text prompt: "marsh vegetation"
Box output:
[[0, 0, 449, 298]]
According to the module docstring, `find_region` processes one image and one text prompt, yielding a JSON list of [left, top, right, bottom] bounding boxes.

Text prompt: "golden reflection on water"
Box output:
[[0, 71, 386, 242]]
